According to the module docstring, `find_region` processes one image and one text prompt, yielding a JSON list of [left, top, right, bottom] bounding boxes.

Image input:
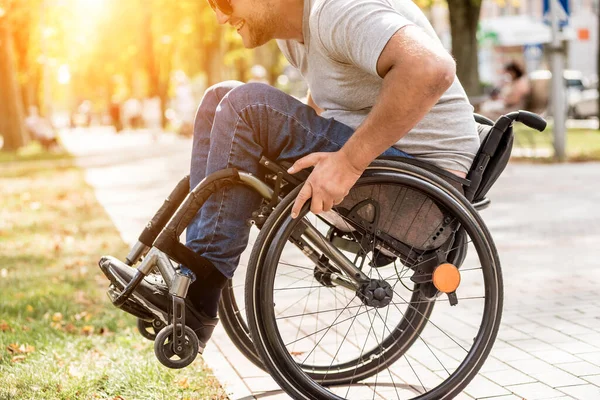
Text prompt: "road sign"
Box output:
[[543, 0, 570, 28]]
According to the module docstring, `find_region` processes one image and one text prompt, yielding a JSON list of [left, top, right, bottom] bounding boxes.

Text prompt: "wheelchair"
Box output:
[[98, 110, 546, 399]]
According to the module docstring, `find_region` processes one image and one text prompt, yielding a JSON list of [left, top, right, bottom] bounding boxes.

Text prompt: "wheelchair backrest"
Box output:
[[464, 116, 514, 203]]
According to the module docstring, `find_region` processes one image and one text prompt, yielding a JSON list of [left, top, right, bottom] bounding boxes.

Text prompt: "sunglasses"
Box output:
[[207, 0, 233, 15]]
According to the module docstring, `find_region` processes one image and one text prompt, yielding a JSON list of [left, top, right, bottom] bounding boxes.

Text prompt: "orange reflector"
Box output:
[[432, 263, 461, 293]]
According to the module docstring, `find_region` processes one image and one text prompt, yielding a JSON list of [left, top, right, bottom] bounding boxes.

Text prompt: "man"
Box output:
[[109, 0, 479, 353]]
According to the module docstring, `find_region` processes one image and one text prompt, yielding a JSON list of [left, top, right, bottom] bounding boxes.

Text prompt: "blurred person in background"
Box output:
[[25, 106, 59, 150], [481, 61, 531, 120]]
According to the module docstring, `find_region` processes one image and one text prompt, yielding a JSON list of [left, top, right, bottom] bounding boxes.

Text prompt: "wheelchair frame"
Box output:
[[99, 110, 546, 392]]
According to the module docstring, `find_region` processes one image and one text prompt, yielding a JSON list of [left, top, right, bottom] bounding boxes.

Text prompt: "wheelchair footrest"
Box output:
[[107, 284, 155, 321], [99, 255, 168, 324]]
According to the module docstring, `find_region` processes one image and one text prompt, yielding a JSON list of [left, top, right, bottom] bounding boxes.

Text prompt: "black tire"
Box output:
[[246, 161, 503, 399], [154, 324, 199, 369], [218, 279, 264, 369], [137, 318, 165, 341]]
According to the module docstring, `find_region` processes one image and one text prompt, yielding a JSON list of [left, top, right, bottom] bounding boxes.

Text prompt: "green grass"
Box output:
[[0, 151, 226, 399], [513, 124, 600, 161]]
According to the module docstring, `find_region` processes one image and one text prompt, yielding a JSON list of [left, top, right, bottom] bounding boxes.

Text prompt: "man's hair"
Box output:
[[504, 61, 525, 79]]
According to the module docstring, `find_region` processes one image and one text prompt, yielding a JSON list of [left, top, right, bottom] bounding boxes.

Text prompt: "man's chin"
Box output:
[[243, 34, 270, 49]]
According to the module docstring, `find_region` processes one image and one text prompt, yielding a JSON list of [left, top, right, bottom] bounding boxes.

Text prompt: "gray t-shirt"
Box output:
[[276, 0, 479, 173]]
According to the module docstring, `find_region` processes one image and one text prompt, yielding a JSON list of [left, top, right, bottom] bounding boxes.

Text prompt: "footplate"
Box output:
[[107, 284, 154, 321]]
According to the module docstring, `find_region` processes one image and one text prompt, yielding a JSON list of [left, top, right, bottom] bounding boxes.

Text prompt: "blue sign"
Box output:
[[543, 0, 570, 28]]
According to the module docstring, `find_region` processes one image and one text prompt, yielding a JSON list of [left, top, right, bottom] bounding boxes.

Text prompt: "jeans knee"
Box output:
[[223, 82, 283, 112], [196, 81, 244, 120]]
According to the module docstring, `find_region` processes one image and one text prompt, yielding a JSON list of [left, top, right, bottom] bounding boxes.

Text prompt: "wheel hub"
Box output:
[[359, 279, 393, 308]]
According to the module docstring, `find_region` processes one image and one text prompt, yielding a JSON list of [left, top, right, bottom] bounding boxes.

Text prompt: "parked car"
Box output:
[[528, 69, 598, 119], [569, 88, 598, 119]]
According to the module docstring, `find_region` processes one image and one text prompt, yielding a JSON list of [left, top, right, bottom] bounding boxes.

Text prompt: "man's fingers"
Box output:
[[322, 198, 334, 213], [333, 197, 344, 206], [291, 182, 312, 219], [287, 153, 322, 174], [310, 193, 324, 215]]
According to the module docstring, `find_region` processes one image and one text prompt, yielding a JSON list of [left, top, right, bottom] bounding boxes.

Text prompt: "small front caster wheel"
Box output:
[[154, 324, 199, 369], [137, 318, 165, 341]]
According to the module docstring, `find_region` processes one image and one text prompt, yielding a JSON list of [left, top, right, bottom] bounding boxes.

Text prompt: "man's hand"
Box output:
[[288, 151, 362, 218]]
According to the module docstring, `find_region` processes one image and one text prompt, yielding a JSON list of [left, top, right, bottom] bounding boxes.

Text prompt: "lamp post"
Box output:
[[549, 0, 567, 161]]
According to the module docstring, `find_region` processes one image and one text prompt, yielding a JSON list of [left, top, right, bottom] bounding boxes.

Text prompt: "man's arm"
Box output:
[[340, 25, 455, 171], [289, 25, 456, 218]]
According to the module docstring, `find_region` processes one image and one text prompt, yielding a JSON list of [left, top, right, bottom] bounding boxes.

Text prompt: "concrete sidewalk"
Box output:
[[63, 127, 600, 400]]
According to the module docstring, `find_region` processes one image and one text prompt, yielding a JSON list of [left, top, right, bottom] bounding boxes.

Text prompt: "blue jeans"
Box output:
[[185, 81, 409, 279]]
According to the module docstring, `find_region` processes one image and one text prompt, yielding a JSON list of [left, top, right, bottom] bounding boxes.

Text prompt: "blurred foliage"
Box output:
[[3, 0, 286, 116]]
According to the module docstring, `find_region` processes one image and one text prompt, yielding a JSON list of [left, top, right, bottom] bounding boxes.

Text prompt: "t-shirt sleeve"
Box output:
[[314, 0, 413, 77]]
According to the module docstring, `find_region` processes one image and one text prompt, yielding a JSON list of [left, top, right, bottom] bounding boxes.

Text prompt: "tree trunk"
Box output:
[[0, 16, 29, 151], [447, 0, 482, 97]]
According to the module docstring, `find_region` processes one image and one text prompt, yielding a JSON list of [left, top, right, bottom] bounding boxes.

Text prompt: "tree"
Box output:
[[0, 4, 29, 151], [446, 0, 483, 97]]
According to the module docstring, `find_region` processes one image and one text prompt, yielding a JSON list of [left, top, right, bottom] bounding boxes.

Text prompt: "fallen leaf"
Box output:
[[11, 355, 27, 363], [20, 344, 35, 353], [7, 343, 20, 354], [0, 321, 12, 332], [81, 325, 94, 335], [176, 377, 189, 388], [6, 343, 34, 354], [30, 202, 41, 210], [26, 305, 33, 313], [50, 322, 63, 330], [74, 311, 88, 321], [0, 269, 7, 278], [52, 312, 63, 322], [64, 323, 77, 333]]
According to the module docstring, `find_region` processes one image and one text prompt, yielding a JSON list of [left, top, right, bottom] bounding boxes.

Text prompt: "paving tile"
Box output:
[[492, 345, 538, 362], [531, 349, 581, 364], [527, 328, 574, 344], [577, 351, 600, 365], [451, 392, 475, 400], [243, 376, 286, 394], [555, 361, 600, 377], [462, 374, 510, 398], [558, 384, 600, 400], [553, 341, 600, 355], [582, 374, 600, 385], [511, 322, 546, 335], [482, 368, 536, 386], [478, 356, 512, 373], [497, 326, 533, 341], [505, 359, 586, 387], [478, 395, 531, 400], [505, 382, 567, 399], [510, 339, 556, 353], [576, 333, 600, 348]]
